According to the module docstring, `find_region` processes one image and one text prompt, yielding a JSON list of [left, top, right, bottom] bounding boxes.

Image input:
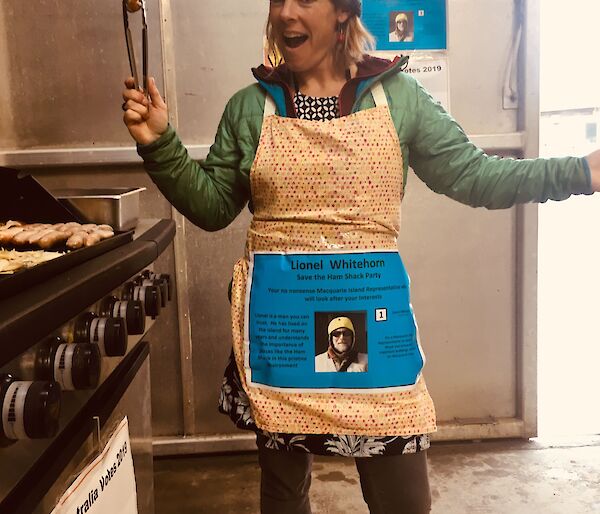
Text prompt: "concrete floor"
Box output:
[[154, 437, 600, 513]]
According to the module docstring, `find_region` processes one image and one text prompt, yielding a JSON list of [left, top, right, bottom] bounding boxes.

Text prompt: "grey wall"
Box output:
[[0, 0, 164, 150]]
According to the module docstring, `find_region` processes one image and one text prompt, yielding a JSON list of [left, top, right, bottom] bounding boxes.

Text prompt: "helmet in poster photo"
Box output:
[[328, 316, 356, 348]]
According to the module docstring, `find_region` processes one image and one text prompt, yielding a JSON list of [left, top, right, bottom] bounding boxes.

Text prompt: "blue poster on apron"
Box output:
[[245, 251, 425, 392]]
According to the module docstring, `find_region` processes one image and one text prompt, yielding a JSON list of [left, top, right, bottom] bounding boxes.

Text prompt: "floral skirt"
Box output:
[[218, 350, 430, 457]]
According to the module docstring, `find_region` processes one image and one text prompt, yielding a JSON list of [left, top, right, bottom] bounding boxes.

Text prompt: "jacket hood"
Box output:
[[252, 54, 407, 117]]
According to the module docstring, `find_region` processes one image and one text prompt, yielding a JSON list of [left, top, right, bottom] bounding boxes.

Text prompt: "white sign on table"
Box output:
[[51, 416, 138, 514]]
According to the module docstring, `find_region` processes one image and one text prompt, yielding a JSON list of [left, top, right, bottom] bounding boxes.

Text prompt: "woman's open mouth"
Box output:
[[283, 34, 309, 49]]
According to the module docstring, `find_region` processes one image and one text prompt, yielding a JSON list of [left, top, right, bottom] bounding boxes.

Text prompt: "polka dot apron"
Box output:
[[230, 83, 437, 436]]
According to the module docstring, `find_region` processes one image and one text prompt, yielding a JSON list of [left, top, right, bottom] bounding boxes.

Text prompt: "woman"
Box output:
[[122, 1, 600, 512]]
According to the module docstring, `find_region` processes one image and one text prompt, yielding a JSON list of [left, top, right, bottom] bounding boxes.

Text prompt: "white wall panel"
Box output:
[[446, 0, 520, 133]]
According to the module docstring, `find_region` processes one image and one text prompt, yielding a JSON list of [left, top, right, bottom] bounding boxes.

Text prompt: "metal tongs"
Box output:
[[122, 0, 148, 95]]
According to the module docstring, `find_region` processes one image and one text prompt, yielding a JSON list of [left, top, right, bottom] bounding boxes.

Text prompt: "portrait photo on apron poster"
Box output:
[[314, 311, 368, 374]]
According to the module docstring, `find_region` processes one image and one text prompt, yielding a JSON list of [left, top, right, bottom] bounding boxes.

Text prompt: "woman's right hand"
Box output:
[[122, 76, 168, 145]]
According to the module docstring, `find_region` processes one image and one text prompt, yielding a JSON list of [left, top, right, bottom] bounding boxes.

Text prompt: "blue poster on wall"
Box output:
[[362, 0, 447, 51]]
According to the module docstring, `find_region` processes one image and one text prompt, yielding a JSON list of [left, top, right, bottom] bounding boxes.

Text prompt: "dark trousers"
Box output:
[[258, 446, 432, 514]]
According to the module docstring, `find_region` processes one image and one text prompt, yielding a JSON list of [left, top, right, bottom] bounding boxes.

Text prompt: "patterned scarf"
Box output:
[[327, 344, 358, 372]]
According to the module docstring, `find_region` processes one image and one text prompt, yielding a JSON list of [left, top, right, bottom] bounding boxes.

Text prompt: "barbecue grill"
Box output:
[[0, 166, 175, 514]]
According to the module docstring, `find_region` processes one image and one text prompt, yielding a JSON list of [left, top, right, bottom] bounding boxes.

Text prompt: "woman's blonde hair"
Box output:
[[395, 12, 408, 24], [265, 1, 375, 69]]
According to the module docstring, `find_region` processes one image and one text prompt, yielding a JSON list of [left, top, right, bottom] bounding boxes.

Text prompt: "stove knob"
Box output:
[[158, 274, 172, 302], [36, 343, 101, 391], [100, 295, 146, 335], [138, 278, 168, 308], [138, 271, 172, 302], [0, 374, 61, 445], [88, 317, 128, 357], [137, 285, 161, 319], [99, 295, 119, 315], [138, 270, 153, 280], [73, 312, 98, 343], [123, 283, 161, 319], [122, 281, 136, 299]]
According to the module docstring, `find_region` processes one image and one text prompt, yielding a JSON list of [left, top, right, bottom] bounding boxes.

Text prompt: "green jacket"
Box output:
[[138, 55, 592, 232]]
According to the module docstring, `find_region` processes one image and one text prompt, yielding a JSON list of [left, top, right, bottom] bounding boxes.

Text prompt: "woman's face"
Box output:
[[396, 19, 407, 34], [331, 328, 354, 353], [269, 0, 350, 73]]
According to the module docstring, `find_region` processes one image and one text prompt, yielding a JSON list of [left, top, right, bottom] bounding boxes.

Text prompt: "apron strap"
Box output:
[[263, 93, 277, 118], [370, 81, 388, 108]]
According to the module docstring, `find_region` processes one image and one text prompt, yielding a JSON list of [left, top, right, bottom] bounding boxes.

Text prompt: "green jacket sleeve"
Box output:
[[406, 79, 592, 209], [137, 97, 251, 231]]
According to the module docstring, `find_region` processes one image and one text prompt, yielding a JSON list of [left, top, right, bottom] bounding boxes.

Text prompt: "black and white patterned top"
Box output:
[[217, 93, 431, 457], [293, 91, 339, 121]]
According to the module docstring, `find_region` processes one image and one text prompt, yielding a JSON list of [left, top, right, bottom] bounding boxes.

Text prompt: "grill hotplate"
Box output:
[[0, 167, 133, 300]]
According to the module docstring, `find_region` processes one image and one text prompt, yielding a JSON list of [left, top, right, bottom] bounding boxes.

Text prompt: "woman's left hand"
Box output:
[[586, 149, 600, 192]]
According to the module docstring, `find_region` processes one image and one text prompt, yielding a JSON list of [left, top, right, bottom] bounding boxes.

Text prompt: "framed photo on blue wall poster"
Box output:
[[362, 0, 447, 51]]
